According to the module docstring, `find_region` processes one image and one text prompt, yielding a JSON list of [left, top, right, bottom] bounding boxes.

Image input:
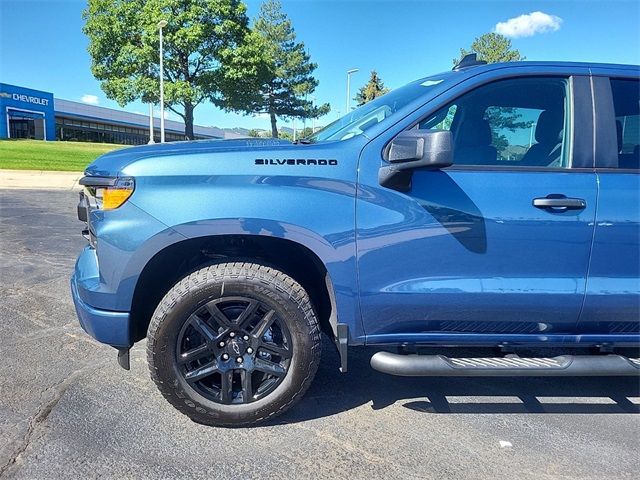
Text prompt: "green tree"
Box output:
[[247, 128, 262, 137], [277, 129, 293, 140], [217, 0, 329, 138], [300, 126, 315, 138], [454, 32, 523, 65], [455, 33, 528, 156], [354, 70, 389, 106], [83, 0, 251, 139]]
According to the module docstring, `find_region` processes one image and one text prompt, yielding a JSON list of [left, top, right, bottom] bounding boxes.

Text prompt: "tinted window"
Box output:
[[611, 79, 640, 169], [418, 77, 570, 168]]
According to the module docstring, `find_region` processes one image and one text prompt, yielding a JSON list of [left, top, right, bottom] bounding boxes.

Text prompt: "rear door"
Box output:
[[578, 73, 640, 334], [356, 71, 598, 343]]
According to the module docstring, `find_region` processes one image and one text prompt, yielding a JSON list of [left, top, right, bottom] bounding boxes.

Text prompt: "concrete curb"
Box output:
[[0, 169, 83, 190]]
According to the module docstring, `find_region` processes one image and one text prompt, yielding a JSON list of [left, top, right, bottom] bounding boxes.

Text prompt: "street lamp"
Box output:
[[157, 19, 168, 143], [147, 63, 156, 144], [148, 103, 155, 144], [346, 68, 359, 114]]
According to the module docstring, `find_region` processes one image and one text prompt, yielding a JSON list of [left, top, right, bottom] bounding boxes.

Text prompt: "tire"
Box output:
[[147, 261, 321, 427]]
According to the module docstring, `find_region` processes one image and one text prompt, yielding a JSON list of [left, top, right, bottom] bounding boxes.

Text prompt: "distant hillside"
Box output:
[[221, 127, 251, 136], [216, 125, 318, 139]]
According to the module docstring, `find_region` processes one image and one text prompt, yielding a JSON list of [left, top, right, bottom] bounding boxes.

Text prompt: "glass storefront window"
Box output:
[[53, 116, 214, 145]]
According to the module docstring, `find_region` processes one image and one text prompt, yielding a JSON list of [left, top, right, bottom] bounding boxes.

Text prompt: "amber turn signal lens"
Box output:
[[99, 177, 135, 210], [102, 188, 133, 209]]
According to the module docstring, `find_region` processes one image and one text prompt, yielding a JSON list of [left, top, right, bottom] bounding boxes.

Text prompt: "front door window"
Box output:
[[418, 77, 571, 168]]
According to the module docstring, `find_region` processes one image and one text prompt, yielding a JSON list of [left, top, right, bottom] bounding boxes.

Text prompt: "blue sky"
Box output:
[[1, 0, 639, 131]]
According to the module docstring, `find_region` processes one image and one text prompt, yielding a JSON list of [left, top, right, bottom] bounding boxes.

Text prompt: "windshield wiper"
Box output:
[[292, 138, 314, 145]]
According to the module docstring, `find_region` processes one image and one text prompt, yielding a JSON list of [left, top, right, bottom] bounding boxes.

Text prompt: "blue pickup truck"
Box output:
[[72, 57, 640, 426]]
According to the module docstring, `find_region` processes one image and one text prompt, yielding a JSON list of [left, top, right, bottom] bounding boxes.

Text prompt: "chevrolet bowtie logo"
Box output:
[[0, 92, 11, 99]]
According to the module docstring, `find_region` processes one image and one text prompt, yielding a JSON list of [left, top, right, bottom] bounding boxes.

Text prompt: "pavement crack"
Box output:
[[0, 360, 109, 478]]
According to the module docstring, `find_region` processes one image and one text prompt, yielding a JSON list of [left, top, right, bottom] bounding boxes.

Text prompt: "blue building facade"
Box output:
[[0, 83, 233, 144], [0, 83, 56, 141]]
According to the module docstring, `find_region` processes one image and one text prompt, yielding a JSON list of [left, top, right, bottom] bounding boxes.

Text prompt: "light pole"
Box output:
[[147, 64, 155, 144], [346, 68, 359, 115], [148, 103, 155, 144], [157, 19, 168, 143]]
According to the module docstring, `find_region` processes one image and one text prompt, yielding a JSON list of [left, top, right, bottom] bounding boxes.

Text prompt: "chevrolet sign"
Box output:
[[9, 93, 50, 106]]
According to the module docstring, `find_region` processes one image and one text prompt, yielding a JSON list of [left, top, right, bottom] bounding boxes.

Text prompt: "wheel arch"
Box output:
[[128, 233, 341, 349]]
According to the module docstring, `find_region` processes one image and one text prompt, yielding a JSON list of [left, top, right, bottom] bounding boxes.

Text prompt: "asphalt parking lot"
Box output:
[[1, 188, 639, 479]]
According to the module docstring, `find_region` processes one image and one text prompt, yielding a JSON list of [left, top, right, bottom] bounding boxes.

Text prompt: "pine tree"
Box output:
[[218, 0, 329, 138], [354, 71, 390, 106], [454, 32, 523, 65]]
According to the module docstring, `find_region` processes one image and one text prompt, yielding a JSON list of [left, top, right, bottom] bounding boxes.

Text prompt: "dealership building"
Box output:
[[0, 83, 232, 145]]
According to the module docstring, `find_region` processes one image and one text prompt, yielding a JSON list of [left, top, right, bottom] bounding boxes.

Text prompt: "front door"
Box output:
[[8, 110, 45, 140], [357, 75, 597, 343]]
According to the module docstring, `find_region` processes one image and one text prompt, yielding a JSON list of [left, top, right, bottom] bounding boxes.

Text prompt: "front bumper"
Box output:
[[71, 247, 131, 347]]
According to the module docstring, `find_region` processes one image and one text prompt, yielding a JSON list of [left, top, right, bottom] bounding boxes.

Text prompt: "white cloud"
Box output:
[[80, 94, 99, 105], [495, 11, 563, 38]]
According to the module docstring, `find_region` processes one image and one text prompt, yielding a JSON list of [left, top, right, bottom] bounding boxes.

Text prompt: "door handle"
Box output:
[[532, 195, 586, 211]]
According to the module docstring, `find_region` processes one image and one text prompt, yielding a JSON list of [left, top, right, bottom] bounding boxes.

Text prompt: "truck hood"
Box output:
[[85, 138, 293, 177]]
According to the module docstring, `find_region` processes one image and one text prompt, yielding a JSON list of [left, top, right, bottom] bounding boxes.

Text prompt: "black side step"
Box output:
[[370, 352, 640, 377]]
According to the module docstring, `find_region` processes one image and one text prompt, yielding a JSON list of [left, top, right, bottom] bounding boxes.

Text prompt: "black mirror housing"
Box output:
[[380, 130, 454, 191], [388, 129, 453, 167]]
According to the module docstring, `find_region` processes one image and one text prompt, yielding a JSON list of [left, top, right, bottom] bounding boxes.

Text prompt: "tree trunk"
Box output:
[[184, 102, 195, 140], [270, 112, 278, 138]]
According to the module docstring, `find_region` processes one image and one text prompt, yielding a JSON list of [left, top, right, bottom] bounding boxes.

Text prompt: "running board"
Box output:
[[370, 352, 640, 377]]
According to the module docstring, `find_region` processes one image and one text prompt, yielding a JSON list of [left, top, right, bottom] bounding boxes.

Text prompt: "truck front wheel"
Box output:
[[147, 261, 322, 427]]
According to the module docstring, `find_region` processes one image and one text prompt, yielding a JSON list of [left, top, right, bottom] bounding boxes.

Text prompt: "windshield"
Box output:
[[309, 73, 452, 142]]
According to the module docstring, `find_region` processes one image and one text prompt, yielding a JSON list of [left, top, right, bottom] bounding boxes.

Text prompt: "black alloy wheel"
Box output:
[[176, 296, 293, 405]]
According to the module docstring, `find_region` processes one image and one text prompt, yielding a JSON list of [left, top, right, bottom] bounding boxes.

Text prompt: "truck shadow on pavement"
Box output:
[[277, 340, 640, 424]]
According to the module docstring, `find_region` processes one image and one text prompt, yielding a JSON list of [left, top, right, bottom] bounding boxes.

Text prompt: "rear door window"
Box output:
[[611, 78, 640, 169]]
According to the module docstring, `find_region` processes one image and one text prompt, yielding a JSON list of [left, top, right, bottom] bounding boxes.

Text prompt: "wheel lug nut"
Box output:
[[236, 356, 243, 363], [229, 332, 236, 338], [243, 335, 249, 341], [218, 341, 225, 347], [222, 353, 229, 360], [247, 347, 253, 354]]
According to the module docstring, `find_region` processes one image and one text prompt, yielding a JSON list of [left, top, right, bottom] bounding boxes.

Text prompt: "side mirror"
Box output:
[[379, 130, 453, 191]]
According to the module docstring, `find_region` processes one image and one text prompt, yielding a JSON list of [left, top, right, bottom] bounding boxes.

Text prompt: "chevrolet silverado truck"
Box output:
[[72, 57, 640, 426]]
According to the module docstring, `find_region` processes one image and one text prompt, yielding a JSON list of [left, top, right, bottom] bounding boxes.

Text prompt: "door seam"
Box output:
[[576, 172, 599, 326]]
